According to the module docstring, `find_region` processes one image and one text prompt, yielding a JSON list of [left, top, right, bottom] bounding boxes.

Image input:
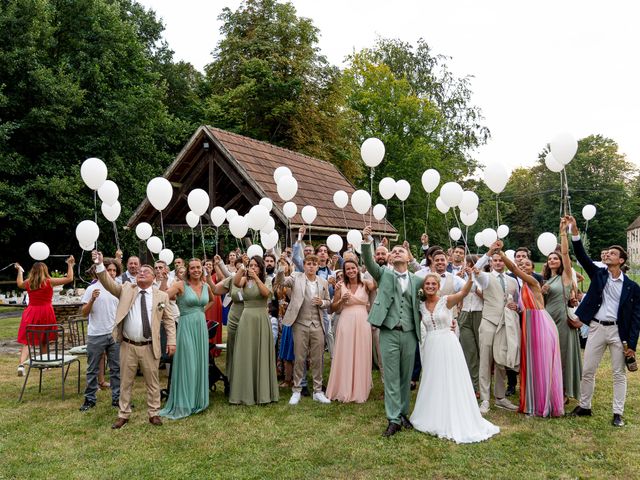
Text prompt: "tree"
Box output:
[[343, 39, 490, 245], [0, 0, 190, 266], [201, 0, 360, 177]]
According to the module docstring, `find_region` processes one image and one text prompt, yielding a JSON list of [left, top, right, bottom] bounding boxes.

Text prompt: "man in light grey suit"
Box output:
[[275, 253, 331, 405]]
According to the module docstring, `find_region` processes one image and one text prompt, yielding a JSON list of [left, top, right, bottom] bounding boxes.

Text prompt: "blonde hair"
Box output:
[[423, 273, 442, 286], [27, 262, 50, 290]]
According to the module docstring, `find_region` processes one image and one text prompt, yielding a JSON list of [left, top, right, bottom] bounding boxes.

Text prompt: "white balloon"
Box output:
[[497, 224, 510, 239], [80, 157, 108, 190], [582, 204, 597, 221], [146, 236, 163, 254], [372, 203, 387, 221], [229, 216, 248, 239], [545, 152, 564, 173], [247, 244, 264, 258], [347, 229, 363, 246], [135, 222, 153, 240], [247, 204, 270, 230], [435, 196, 449, 214], [260, 230, 279, 250], [550, 132, 578, 165], [273, 166, 293, 184], [439, 182, 464, 208], [80, 242, 95, 252], [277, 175, 298, 201], [459, 191, 479, 214], [395, 180, 411, 202], [76, 220, 100, 246], [101, 201, 121, 222], [185, 211, 199, 229], [259, 197, 273, 212], [29, 242, 50, 261], [97, 180, 119, 206], [537, 232, 558, 256], [146, 177, 173, 211], [378, 177, 396, 200], [421, 169, 440, 193], [505, 249, 515, 261], [351, 190, 372, 215], [188, 189, 209, 216], [474, 232, 484, 247], [326, 234, 344, 253], [449, 227, 462, 241], [483, 163, 509, 194], [482, 228, 498, 248], [260, 216, 275, 234], [460, 210, 478, 226], [360, 137, 385, 167], [159, 248, 174, 265], [353, 242, 362, 255], [301, 205, 317, 224], [226, 209, 238, 221], [282, 202, 297, 219], [210, 206, 226, 227], [333, 190, 349, 209]]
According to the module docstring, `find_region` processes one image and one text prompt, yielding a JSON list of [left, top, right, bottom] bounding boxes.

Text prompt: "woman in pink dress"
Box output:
[[326, 259, 376, 403], [490, 240, 564, 417], [15, 256, 75, 376]]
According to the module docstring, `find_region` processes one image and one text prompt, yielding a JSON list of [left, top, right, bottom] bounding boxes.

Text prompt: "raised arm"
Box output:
[[446, 268, 473, 309], [361, 226, 383, 282], [233, 264, 247, 288], [567, 215, 599, 279], [493, 242, 539, 291], [92, 251, 122, 298], [559, 217, 574, 285], [50, 256, 75, 286], [15, 263, 25, 289], [292, 226, 305, 272]]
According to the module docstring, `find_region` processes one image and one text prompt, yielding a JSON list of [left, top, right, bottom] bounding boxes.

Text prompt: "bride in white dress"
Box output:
[[410, 271, 500, 444]]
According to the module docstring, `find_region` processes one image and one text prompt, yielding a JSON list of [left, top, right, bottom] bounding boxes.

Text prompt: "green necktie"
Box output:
[[498, 273, 506, 292]]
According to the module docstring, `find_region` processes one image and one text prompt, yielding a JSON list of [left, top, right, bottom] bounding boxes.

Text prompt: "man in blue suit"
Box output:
[[567, 216, 640, 427]]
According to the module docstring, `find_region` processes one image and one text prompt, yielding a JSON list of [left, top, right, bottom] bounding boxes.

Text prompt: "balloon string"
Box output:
[[76, 249, 88, 286], [563, 168, 572, 217], [160, 211, 166, 247], [444, 211, 453, 251], [495, 194, 500, 230], [465, 226, 469, 255], [402, 201, 407, 241], [369, 167, 374, 225], [425, 192, 431, 234], [452, 208, 469, 255], [342, 208, 349, 230], [191, 229, 195, 258], [383, 200, 388, 236], [199, 220, 207, 260], [0, 263, 18, 273], [93, 190, 99, 252], [112, 222, 120, 251], [215, 227, 219, 256], [559, 172, 563, 219], [308, 225, 312, 245]]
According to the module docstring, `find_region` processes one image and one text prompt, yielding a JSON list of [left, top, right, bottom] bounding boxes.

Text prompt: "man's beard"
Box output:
[[376, 258, 387, 266], [266, 265, 275, 275]]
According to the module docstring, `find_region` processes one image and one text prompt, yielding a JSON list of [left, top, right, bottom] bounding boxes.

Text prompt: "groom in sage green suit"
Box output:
[[362, 226, 422, 437]]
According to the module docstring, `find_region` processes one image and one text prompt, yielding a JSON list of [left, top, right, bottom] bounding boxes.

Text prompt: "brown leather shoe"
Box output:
[[111, 417, 128, 429], [149, 415, 163, 426]]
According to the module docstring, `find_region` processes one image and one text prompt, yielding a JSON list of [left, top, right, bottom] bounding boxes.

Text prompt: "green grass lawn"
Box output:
[[0, 319, 638, 479], [0, 316, 20, 341]]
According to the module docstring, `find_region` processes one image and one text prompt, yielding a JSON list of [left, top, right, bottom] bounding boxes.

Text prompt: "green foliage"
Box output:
[[0, 0, 191, 267]]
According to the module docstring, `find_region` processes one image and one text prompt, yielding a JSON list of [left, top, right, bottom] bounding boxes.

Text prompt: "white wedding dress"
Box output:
[[410, 296, 500, 444]]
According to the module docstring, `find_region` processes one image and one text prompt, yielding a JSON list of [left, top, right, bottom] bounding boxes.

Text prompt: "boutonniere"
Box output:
[[158, 302, 166, 311]]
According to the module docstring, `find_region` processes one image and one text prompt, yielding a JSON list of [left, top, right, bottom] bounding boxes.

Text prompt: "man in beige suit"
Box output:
[[275, 254, 331, 405], [474, 252, 519, 414], [93, 251, 177, 429]]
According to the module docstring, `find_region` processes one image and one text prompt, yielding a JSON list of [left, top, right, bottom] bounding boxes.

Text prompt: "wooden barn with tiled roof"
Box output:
[[127, 126, 397, 243]]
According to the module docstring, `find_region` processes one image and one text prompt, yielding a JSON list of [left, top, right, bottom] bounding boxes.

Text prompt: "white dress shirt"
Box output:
[[123, 286, 154, 342], [594, 272, 624, 323], [393, 269, 409, 293]]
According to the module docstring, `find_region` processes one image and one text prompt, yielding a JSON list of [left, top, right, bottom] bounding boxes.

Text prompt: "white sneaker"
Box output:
[[17, 365, 25, 377], [312, 392, 331, 404], [495, 397, 518, 411], [479, 400, 490, 414], [289, 392, 301, 405]]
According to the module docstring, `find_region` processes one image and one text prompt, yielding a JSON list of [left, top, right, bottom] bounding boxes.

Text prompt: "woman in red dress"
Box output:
[[15, 256, 75, 376]]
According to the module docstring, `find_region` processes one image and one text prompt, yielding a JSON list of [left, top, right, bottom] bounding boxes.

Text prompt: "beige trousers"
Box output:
[[118, 341, 161, 419], [292, 322, 325, 393], [478, 319, 506, 402], [579, 322, 627, 414]]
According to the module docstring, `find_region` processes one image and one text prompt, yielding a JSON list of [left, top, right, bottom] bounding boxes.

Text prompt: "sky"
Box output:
[[138, 0, 640, 171]]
